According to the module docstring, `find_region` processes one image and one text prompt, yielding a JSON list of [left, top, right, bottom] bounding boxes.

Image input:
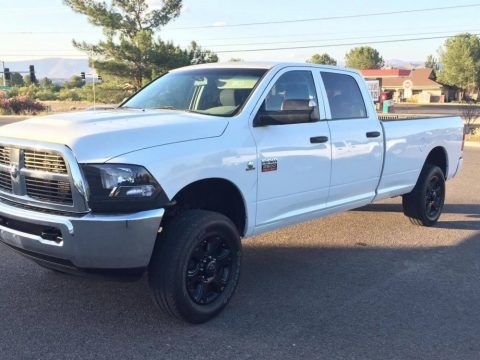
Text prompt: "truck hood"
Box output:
[[0, 109, 228, 162]]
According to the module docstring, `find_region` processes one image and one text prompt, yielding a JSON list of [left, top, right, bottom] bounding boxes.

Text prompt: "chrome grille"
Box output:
[[0, 146, 10, 165], [24, 149, 68, 174], [25, 177, 73, 205], [0, 169, 11, 192], [0, 138, 88, 213], [0, 145, 74, 206]]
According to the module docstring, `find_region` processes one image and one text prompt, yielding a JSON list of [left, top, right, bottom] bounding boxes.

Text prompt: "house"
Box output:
[[361, 68, 452, 103]]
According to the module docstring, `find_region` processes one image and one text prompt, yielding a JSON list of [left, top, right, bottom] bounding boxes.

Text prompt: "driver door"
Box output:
[[251, 68, 332, 232]]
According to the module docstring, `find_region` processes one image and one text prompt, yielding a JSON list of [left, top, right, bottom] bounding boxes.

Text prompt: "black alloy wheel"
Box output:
[[149, 209, 241, 323], [403, 164, 445, 227], [425, 174, 444, 220], [186, 235, 234, 305]]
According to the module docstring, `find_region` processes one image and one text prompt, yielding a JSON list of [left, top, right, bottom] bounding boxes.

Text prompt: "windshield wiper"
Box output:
[[153, 106, 177, 110]]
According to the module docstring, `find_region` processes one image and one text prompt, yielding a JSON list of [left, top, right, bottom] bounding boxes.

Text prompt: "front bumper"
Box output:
[[0, 200, 164, 269]]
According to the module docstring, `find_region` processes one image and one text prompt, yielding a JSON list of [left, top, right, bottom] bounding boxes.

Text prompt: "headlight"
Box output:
[[81, 164, 169, 213]]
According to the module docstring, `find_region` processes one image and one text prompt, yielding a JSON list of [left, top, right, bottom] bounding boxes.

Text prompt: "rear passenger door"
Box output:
[[319, 70, 384, 209]]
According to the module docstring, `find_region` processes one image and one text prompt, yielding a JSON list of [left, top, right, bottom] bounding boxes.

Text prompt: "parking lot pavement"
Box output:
[[0, 148, 479, 360], [0, 116, 29, 126]]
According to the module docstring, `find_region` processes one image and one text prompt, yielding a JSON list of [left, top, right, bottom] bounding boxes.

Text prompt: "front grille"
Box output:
[[0, 146, 10, 165], [0, 170, 11, 192], [25, 177, 73, 205], [24, 149, 68, 174], [0, 144, 76, 207]]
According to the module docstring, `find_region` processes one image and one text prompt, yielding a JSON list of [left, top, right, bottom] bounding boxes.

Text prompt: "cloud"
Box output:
[[212, 21, 227, 27]]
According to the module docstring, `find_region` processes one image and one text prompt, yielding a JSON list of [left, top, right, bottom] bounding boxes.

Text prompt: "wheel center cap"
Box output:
[[206, 261, 217, 276]]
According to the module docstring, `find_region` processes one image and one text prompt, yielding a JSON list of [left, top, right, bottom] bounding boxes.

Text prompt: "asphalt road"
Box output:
[[0, 116, 29, 126], [0, 148, 479, 360]]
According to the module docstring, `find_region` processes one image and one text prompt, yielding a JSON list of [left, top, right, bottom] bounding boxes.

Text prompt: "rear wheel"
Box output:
[[402, 164, 445, 226], [148, 210, 241, 323]]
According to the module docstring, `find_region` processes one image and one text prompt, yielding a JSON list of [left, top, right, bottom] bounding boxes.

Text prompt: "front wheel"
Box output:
[[148, 210, 242, 323], [402, 164, 445, 226]]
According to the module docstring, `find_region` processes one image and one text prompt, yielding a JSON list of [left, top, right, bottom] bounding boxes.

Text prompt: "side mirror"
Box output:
[[253, 113, 278, 127], [253, 106, 319, 127]]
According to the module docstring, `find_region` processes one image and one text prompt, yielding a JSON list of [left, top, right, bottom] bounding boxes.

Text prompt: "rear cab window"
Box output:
[[321, 72, 367, 120]]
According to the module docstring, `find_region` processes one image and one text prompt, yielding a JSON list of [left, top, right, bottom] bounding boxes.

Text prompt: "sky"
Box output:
[[0, 0, 480, 65]]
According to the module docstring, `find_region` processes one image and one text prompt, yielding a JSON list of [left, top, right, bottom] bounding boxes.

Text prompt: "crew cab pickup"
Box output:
[[0, 63, 464, 323]]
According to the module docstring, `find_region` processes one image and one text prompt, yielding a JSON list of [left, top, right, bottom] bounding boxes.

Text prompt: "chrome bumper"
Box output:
[[0, 200, 164, 269]]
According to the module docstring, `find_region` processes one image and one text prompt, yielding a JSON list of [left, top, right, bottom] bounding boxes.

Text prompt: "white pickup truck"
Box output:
[[0, 63, 464, 323]]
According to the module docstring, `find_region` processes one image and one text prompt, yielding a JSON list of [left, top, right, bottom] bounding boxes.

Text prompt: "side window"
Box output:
[[321, 72, 367, 120], [255, 70, 319, 126]]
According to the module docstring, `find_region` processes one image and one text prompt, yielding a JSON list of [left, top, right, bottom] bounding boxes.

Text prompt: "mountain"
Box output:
[[4, 57, 425, 81], [385, 59, 424, 69], [4, 58, 92, 80]]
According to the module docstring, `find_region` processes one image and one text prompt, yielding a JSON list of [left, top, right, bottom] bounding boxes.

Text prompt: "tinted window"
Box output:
[[321, 72, 367, 120], [259, 70, 319, 125]]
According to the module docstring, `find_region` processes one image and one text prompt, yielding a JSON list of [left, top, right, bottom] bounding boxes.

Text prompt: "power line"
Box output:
[[212, 33, 480, 53], [177, 23, 480, 42], [205, 29, 480, 48], [0, 55, 87, 58], [5, 28, 479, 53], [169, 3, 480, 30], [0, 31, 98, 35], [1, 31, 478, 57]]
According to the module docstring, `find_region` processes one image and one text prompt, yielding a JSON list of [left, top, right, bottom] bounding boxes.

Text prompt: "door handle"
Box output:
[[310, 136, 329, 144], [366, 131, 381, 138]]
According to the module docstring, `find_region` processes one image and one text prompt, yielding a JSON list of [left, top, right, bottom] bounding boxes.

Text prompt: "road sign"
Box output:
[[0, 86, 9, 91], [365, 80, 380, 103]]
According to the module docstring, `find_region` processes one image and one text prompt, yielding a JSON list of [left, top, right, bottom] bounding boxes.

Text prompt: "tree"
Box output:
[[23, 75, 35, 86], [63, 0, 186, 89], [10, 72, 24, 87], [39, 77, 53, 88], [437, 33, 480, 96], [306, 53, 337, 66], [425, 54, 439, 70], [425, 54, 439, 79], [188, 41, 219, 65], [462, 99, 480, 134], [66, 75, 85, 89], [345, 46, 384, 69]]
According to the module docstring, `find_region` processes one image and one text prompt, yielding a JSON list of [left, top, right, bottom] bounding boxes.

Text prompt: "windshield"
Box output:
[[122, 68, 267, 117]]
